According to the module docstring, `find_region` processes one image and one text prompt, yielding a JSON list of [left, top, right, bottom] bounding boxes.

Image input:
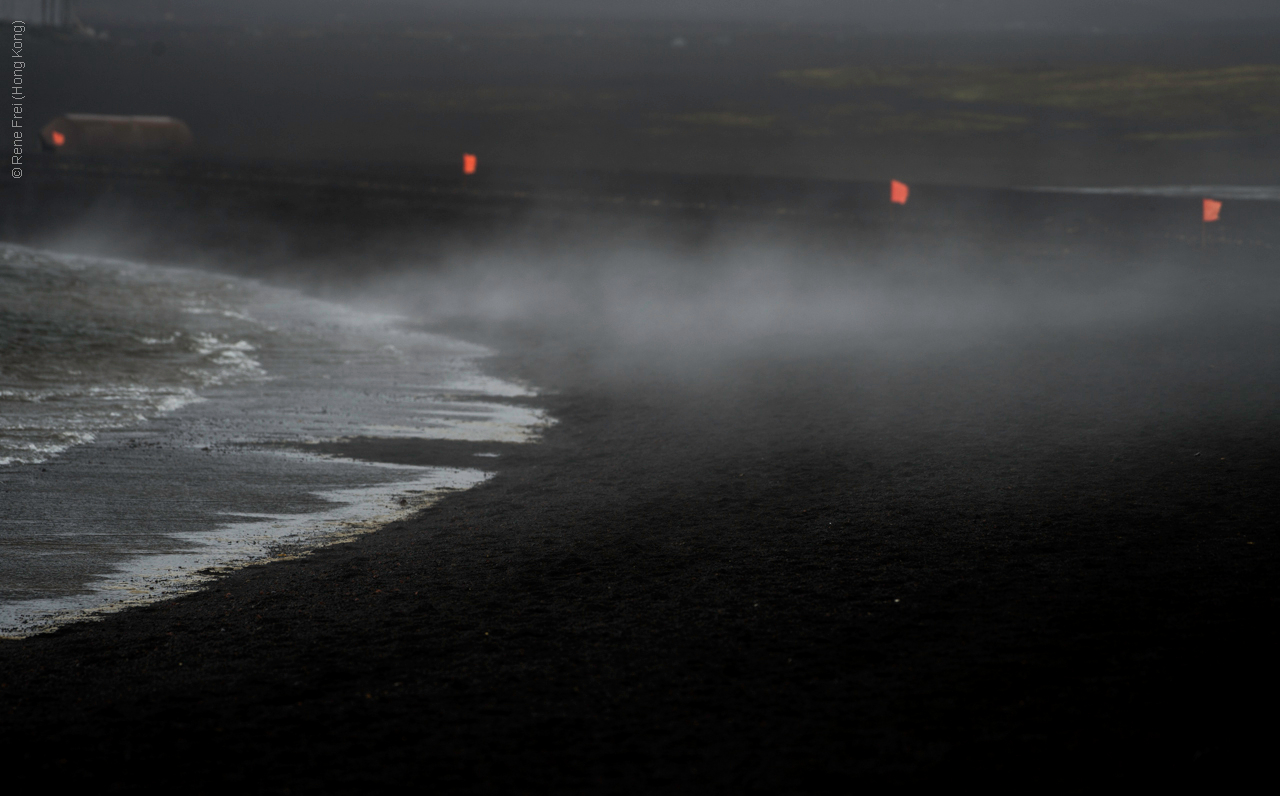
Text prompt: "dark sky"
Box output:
[[79, 1, 1280, 31]]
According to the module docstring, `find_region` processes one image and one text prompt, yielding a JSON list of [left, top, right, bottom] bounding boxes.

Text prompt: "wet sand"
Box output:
[[1, 166, 1278, 791]]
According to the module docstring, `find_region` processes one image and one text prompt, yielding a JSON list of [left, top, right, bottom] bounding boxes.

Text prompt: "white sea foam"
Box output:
[[0, 455, 488, 637], [0, 245, 271, 466], [186, 334, 268, 385], [0, 244, 551, 635]]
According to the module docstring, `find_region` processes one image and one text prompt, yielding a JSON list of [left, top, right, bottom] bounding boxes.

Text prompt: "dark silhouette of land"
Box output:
[[21, 20, 1280, 185]]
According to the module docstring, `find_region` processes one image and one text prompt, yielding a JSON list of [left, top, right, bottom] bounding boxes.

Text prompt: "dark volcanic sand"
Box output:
[[1, 175, 1278, 793]]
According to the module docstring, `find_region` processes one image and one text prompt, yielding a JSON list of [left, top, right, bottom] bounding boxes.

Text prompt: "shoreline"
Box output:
[[0, 248, 552, 638], [1, 176, 1276, 790], [0, 448, 494, 640]]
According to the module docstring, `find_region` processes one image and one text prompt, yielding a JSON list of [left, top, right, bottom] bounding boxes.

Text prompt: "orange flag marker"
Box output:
[[891, 180, 909, 205], [1202, 198, 1222, 222], [463, 153, 477, 175]]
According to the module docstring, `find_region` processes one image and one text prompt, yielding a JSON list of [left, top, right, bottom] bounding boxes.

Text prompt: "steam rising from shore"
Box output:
[[356, 230, 1274, 372]]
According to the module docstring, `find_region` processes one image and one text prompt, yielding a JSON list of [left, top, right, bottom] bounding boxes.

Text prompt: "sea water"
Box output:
[[0, 244, 548, 636]]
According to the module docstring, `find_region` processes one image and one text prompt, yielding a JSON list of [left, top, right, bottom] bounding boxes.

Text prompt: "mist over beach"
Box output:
[[1, 1, 1278, 792]]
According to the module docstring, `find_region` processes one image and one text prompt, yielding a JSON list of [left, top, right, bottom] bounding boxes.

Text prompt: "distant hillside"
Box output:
[[70, 1, 1277, 33]]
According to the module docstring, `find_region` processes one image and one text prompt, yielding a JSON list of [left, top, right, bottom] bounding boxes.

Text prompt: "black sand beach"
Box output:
[[1, 162, 1278, 792], [4, 15, 1280, 792]]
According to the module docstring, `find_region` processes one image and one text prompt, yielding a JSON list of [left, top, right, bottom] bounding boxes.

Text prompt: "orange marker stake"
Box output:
[[890, 180, 909, 205], [1202, 198, 1222, 248], [51, 130, 66, 147], [463, 153, 477, 175]]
